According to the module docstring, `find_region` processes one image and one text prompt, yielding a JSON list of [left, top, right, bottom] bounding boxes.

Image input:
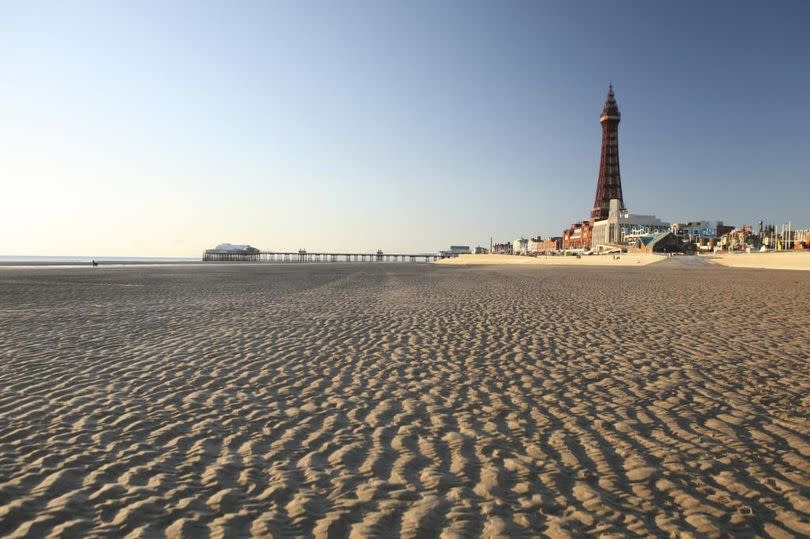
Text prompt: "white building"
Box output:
[[214, 243, 255, 252], [591, 199, 670, 250], [439, 245, 471, 258], [671, 221, 723, 241], [512, 237, 529, 255]]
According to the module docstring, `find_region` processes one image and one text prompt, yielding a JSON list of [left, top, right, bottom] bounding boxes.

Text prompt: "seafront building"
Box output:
[[489, 236, 561, 255], [439, 245, 471, 258], [670, 220, 731, 251], [528, 236, 561, 254], [205, 243, 260, 255], [541, 237, 563, 251], [562, 221, 592, 250], [628, 232, 684, 254], [590, 199, 670, 251], [512, 238, 529, 255], [793, 229, 810, 249], [700, 223, 810, 253], [671, 221, 725, 241]]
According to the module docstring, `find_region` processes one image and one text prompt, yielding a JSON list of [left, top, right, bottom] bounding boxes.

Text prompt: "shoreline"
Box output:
[[0, 261, 432, 270], [0, 256, 199, 268], [0, 261, 204, 269], [0, 261, 202, 268]]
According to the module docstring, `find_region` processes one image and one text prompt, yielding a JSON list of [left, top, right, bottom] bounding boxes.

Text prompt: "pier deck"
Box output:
[[202, 251, 442, 263]]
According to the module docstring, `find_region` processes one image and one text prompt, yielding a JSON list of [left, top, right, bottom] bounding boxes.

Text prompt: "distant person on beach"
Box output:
[[92, 260, 98, 267]]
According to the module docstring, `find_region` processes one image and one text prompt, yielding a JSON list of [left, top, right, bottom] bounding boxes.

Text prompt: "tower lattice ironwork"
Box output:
[[591, 84, 625, 221]]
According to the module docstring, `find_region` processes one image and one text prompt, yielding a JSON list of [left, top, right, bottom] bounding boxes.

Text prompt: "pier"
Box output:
[[202, 250, 443, 263]]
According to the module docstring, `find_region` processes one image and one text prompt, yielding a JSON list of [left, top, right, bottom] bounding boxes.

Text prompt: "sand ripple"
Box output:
[[0, 264, 808, 537]]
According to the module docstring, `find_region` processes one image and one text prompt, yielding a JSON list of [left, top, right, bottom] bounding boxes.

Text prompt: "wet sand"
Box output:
[[0, 263, 808, 537]]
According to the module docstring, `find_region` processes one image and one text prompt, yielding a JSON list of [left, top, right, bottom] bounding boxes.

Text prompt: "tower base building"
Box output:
[[590, 199, 670, 251]]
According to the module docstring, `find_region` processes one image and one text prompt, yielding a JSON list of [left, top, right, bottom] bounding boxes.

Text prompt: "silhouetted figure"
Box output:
[[92, 260, 98, 267]]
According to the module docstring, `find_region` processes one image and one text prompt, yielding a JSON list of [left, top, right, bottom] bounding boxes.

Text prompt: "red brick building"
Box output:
[[563, 221, 593, 250], [795, 230, 810, 249], [541, 237, 563, 251]]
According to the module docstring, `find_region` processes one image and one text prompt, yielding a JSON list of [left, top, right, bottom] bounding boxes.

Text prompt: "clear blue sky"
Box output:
[[3, 1, 808, 255]]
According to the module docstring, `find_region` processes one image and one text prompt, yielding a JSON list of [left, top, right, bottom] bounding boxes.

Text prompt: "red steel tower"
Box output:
[[591, 84, 625, 221]]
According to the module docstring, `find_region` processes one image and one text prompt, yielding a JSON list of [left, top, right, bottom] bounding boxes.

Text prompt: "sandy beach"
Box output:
[[0, 263, 808, 538], [708, 251, 810, 271], [437, 253, 664, 267]]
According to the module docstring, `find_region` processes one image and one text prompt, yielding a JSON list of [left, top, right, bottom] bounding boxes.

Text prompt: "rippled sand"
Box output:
[[0, 263, 808, 538]]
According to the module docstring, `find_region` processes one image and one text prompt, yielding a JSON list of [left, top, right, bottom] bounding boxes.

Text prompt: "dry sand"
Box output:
[[709, 251, 810, 271], [0, 263, 808, 538], [438, 253, 663, 266]]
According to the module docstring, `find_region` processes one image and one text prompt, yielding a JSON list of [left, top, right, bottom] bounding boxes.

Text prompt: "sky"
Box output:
[[2, 1, 809, 256]]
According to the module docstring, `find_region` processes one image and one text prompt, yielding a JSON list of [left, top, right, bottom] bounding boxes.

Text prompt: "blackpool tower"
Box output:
[[591, 84, 625, 221]]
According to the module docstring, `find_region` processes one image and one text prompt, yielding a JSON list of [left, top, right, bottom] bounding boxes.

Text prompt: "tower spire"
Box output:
[[591, 84, 625, 220]]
